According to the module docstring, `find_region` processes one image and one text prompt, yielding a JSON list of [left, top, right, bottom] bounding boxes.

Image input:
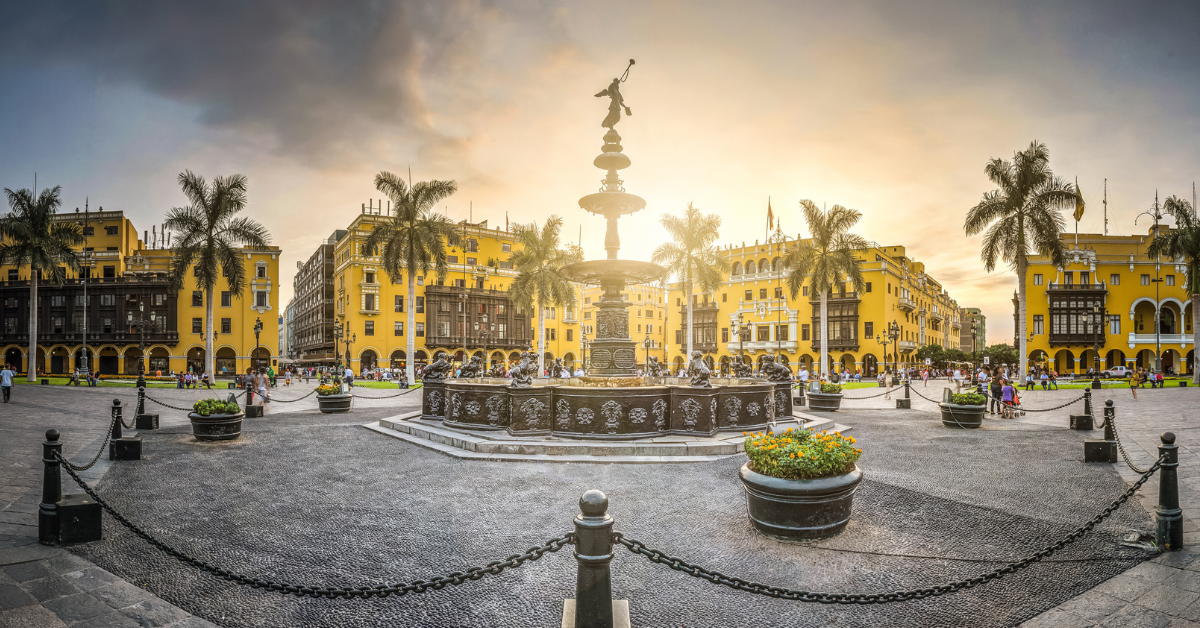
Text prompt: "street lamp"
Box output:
[[1087, 304, 1105, 389], [643, 330, 652, 372], [253, 317, 263, 372], [346, 332, 356, 373], [581, 330, 589, 373], [1137, 196, 1165, 373], [877, 320, 900, 377], [736, 313, 751, 365], [333, 319, 343, 370]]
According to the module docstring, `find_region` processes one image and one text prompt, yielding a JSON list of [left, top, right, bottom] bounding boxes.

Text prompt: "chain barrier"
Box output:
[[908, 387, 1085, 415], [840, 387, 900, 400], [1107, 411, 1151, 474], [350, 388, 422, 400], [143, 395, 196, 413], [268, 389, 317, 403], [54, 454, 575, 599], [613, 455, 1164, 604], [60, 415, 118, 472]]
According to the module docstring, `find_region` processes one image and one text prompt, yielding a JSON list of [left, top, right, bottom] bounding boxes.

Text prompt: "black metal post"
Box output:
[[1083, 388, 1092, 418], [38, 429, 62, 546], [573, 489, 614, 628], [110, 399, 122, 441], [1103, 400, 1115, 443], [1157, 432, 1183, 551]]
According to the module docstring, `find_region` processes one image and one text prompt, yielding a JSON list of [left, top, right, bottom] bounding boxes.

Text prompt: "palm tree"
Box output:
[[0, 186, 84, 381], [508, 216, 582, 376], [783, 200, 868, 377], [364, 172, 460, 384], [963, 141, 1076, 380], [165, 171, 271, 379], [1148, 195, 1200, 384], [652, 203, 728, 360]]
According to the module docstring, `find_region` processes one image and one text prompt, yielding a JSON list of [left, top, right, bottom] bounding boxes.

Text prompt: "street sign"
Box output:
[[983, 356, 990, 365], [924, 358, 931, 365]]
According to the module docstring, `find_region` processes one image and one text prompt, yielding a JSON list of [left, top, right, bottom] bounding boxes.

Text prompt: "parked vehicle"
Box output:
[[1101, 366, 1132, 378]]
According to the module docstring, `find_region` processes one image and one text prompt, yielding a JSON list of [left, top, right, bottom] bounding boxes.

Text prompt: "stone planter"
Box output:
[[739, 463, 862, 540], [317, 393, 353, 414], [806, 391, 843, 412], [939, 403, 985, 428], [188, 411, 244, 441]]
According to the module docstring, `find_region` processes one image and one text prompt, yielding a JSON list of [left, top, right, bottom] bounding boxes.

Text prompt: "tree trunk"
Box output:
[[407, 274, 416, 384], [537, 304, 546, 377], [27, 270, 37, 381], [1017, 255, 1028, 381], [206, 285, 215, 378], [820, 289, 828, 378], [685, 281, 694, 360]]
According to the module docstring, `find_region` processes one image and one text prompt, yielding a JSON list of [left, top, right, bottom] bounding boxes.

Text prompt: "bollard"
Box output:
[[565, 490, 630, 628], [896, 379, 911, 409], [39, 430, 102, 545], [135, 386, 159, 430], [1157, 432, 1183, 551], [245, 383, 264, 418], [1070, 389, 1094, 431], [1083, 400, 1117, 463], [109, 399, 142, 461], [38, 430, 63, 546]]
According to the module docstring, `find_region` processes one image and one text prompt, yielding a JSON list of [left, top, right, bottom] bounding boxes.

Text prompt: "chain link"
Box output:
[[55, 454, 574, 599], [614, 456, 1163, 604], [1106, 411, 1150, 474], [61, 415, 118, 472], [143, 395, 197, 413], [908, 387, 1084, 415], [840, 387, 900, 400], [351, 388, 422, 399], [269, 389, 317, 403]]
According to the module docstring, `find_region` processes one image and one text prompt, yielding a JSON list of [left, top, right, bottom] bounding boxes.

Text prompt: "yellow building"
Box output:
[[579, 282, 668, 369], [665, 238, 961, 375], [327, 207, 582, 374], [0, 208, 280, 376], [1019, 227, 1194, 375]]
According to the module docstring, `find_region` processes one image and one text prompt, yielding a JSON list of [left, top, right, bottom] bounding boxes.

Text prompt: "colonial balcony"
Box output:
[[1047, 281, 1108, 293], [898, 297, 916, 312], [898, 339, 918, 352], [424, 335, 531, 351], [1048, 333, 1106, 347], [727, 340, 798, 353], [929, 310, 945, 322], [950, 319, 961, 330], [1128, 333, 1193, 346], [809, 339, 860, 353]]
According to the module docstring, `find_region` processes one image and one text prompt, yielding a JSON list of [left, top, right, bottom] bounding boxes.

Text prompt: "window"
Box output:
[[1033, 274, 1042, 285], [467, 239, 478, 253], [4, 318, 16, 334], [98, 294, 114, 306], [549, 329, 556, 341], [802, 286, 809, 297], [364, 294, 375, 311], [416, 322, 425, 337], [675, 330, 683, 345], [394, 321, 403, 336], [759, 288, 767, 299], [7, 270, 16, 281], [447, 255, 459, 264], [193, 266, 201, 277], [1167, 275, 1176, 286], [365, 321, 374, 336], [774, 287, 783, 299], [1109, 315, 1120, 335], [1080, 272, 1090, 285], [102, 317, 113, 333], [1142, 274, 1150, 285], [256, 266, 267, 278], [887, 283, 891, 294], [453, 278, 465, 288], [502, 243, 511, 253], [52, 316, 64, 333], [1032, 315, 1043, 335], [584, 311, 592, 319], [103, 266, 115, 278], [50, 295, 64, 307], [221, 318, 231, 334], [566, 329, 573, 341], [1110, 274, 1120, 285], [256, 291, 267, 308], [192, 318, 202, 334], [82, 226, 94, 235], [395, 296, 404, 312], [757, 325, 770, 341], [221, 291, 231, 307], [438, 321, 450, 336], [864, 322, 873, 338], [190, 291, 203, 307], [105, 226, 118, 236], [776, 324, 789, 341], [744, 290, 752, 301], [722, 293, 727, 302], [365, 271, 374, 283], [722, 328, 729, 343], [466, 257, 477, 266], [585, 297, 591, 304], [802, 324, 810, 341], [865, 282, 872, 293], [1063, 272, 1073, 285], [416, 297, 424, 313], [417, 276, 424, 286]]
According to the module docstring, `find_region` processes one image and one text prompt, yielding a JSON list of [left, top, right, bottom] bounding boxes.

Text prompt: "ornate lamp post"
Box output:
[[346, 332, 356, 373], [253, 317, 263, 371], [877, 320, 900, 377], [1137, 197, 1165, 373], [736, 313, 750, 364], [1089, 305, 1105, 389], [581, 331, 589, 373], [642, 330, 651, 372], [333, 319, 343, 370]]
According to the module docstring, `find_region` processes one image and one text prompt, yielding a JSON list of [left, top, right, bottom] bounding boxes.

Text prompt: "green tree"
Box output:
[[915, 344, 947, 369], [784, 200, 867, 377], [1148, 194, 1200, 384], [945, 347, 967, 365], [652, 203, 729, 359], [365, 172, 460, 384], [508, 216, 582, 375], [964, 141, 1077, 379], [984, 343, 1018, 369], [0, 185, 85, 381], [165, 172, 271, 378]]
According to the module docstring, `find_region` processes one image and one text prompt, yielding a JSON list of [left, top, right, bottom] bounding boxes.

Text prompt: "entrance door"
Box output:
[[99, 356, 119, 375], [50, 356, 64, 374]]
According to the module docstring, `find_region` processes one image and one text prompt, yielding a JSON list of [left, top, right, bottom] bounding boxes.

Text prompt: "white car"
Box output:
[[1102, 366, 1132, 378]]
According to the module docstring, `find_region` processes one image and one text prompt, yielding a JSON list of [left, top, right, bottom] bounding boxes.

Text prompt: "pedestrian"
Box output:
[[1130, 368, 1140, 400], [1, 364, 13, 403], [884, 369, 893, 400], [343, 364, 355, 388], [256, 367, 269, 409], [285, 369, 292, 386], [988, 375, 1003, 414], [1049, 370, 1058, 390], [1039, 370, 1048, 390], [1001, 379, 1017, 419], [202, 371, 212, 389], [922, 369, 929, 387]]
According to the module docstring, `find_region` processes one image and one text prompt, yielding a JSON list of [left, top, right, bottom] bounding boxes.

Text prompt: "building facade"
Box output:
[[291, 234, 341, 364], [665, 239, 961, 375], [1018, 227, 1194, 375], [322, 205, 583, 374], [959, 307, 986, 355], [580, 283, 668, 369], [0, 208, 280, 376]]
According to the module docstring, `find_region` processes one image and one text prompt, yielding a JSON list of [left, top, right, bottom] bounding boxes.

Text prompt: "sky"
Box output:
[[3, 0, 1200, 345]]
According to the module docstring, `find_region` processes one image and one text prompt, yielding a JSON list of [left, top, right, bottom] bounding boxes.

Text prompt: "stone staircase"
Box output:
[[364, 411, 851, 463]]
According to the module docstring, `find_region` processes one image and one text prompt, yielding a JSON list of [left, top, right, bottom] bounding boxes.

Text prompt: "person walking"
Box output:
[[884, 369, 894, 401], [1, 364, 14, 403], [1130, 368, 1140, 400], [988, 375, 1003, 415], [1001, 379, 1017, 419], [256, 367, 269, 409]]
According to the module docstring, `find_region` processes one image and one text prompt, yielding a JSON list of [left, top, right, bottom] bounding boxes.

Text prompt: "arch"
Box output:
[[250, 346, 270, 371], [672, 355, 685, 371], [215, 346, 237, 376], [1187, 349, 1195, 375], [840, 353, 856, 374], [489, 351, 505, 368], [507, 351, 521, 361], [471, 350, 484, 360], [731, 261, 743, 276], [861, 353, 878, 375], [1132, 299, 1157, 333], [1159, 301, 1183, 335], [72, 347, 95, 373], [1053, 349, 1075, 374], [771, 257, 782, 272], [1078, 348, 1101, 375], [186, 346, 206, 374], [4, 347, 23, 372], [1162, 349, 1179, 375], [1185, 301, 1194, 335], [562, 352, 576, 370], [758, 259, 771, 273], [778, 354, 789, 366], [1136, 348, 1155, 369], [122, 347, 142, 376], [97, 345, 120, 375], [360, 349, 378, 370], [719, 355, 732, 376], [1104, 349, 1126, 370], [1028, 349, 1048, 363], [390, 350, 407, 369]]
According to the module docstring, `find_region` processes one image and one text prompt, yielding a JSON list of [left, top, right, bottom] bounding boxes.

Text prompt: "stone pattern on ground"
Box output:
[[64, 385, 1157, 628]]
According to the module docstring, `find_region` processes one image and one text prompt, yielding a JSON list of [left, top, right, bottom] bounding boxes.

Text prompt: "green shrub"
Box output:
[[821, 383, 842, 394], [744, 428, 861, 480], [192, 398, 241, 416], [951, 392, 987, 405], [316, 384, 341, 396]]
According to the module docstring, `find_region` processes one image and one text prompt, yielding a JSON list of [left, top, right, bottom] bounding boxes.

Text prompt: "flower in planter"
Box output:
[[192, 398, 241, 416], [820, 383, 842, 394], [950, 392, 987, 405], [744, 428, 861, 480], [315, 384, 341, 396]]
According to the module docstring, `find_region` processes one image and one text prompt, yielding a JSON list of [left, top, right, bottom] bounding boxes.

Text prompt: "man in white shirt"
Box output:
[[797, 366, 810, 385], [573, 367, 585, 377], [344, 366, 355, 388], [0, 364, 13, 403]]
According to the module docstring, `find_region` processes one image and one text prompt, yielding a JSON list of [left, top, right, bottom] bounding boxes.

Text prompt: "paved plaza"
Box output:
[[1, 382, 1198, 627]]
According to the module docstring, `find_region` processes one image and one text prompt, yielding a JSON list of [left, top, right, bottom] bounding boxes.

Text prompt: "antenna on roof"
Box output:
[[1103, 179, 1108, 236]]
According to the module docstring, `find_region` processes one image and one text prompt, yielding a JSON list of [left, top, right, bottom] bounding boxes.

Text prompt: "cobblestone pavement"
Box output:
[[4, 383, 1197, 627]]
